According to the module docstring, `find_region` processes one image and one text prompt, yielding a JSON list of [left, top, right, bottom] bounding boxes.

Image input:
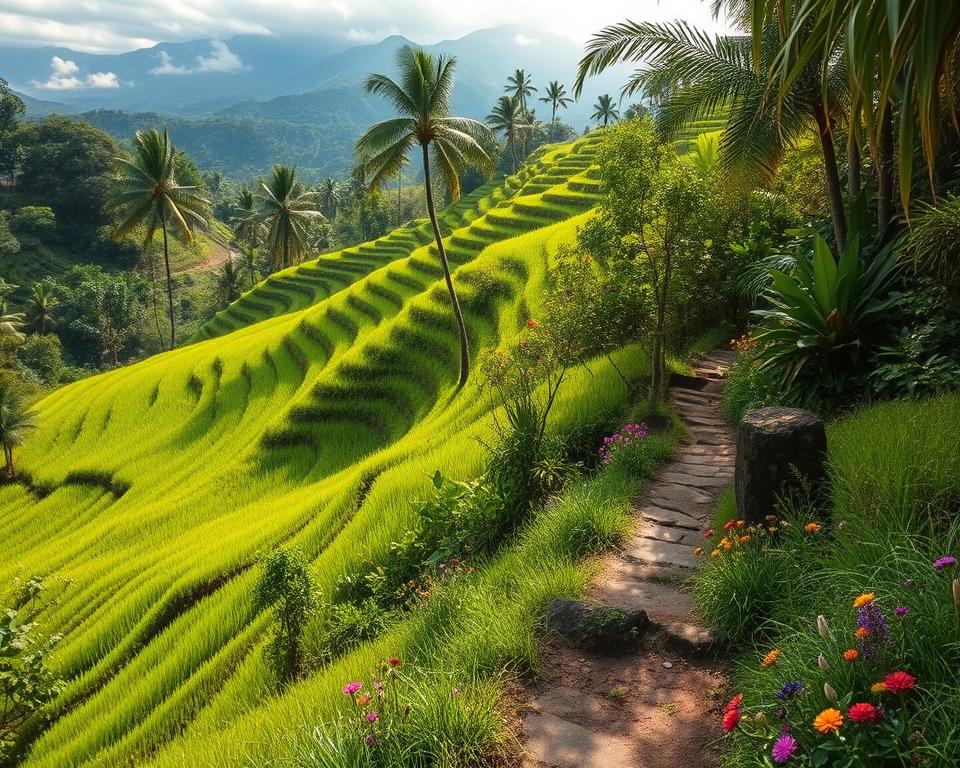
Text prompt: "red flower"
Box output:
[[722, 708, 740, 733], [388, 656, 401, 668], [704, 528, 714, 538], [526, 319, 538, 329], [723, 520, 736, 532], [847, 703, 882, 724], [725, 694, 743, 712], [883, 671, 916, 694]]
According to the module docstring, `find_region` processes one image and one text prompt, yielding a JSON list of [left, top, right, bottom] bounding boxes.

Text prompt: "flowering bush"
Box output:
[[721, 570, 960, 766], [598, 422, 649, 464]]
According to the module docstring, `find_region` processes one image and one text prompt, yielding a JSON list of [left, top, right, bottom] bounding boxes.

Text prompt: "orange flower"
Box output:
[[526, 319, 538, 329], [813, 708, 844, 734], [855, 627, 871, 640], [762, 649, 781, 668], [722, 539, 734, 550], [694, 547, 703, 556], [356, 693, 372, 707], [870, 682, 887, 694], [853, 593, 876, 608], [804, 522, 821, 533], [765, 515, 777, 522], [736, 520, 745, 528], [739, 535, 752, 545], [843, 649, 859, 662]]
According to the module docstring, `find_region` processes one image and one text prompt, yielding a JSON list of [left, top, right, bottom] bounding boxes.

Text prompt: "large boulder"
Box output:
[[735, 407, 827, 524], [545, 599, 651, 652]]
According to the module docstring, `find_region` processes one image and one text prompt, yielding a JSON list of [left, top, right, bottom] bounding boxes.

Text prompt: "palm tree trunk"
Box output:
[[848, 139, 861, 198], [422, 143, 470, 389], [510, 136, 518, 174], [160, 210, 176, 350], [146, 249, 166, 350], [397, 166, 402, 224], [551, 103, 557, 141], [247, 242, 256, 290], [813, 102, 847, 253], [4, 445, 13, 479]]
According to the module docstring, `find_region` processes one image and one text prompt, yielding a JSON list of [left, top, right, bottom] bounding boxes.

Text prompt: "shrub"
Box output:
[[316, 599, 399, 665], [16, 333, 64, 385], [720, 341, 782, 424], [0, 212, 19, 258], [12, 206, 55, 236], [1, 577, 65, 761], [253, 548, 318, 683]]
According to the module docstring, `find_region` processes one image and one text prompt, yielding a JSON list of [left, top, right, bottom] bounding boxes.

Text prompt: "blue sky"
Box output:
[[0, 0, 730, 53]]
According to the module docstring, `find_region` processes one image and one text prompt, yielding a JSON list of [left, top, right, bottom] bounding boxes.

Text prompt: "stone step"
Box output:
[[639, 504, 703, 531], [664, 461, 731, 478], [623, 535, 699, 569], [524, 712, 636, 768], [648, 483, 713, 509], [592, 560, 694, 618], [659, 471, 731, 490]]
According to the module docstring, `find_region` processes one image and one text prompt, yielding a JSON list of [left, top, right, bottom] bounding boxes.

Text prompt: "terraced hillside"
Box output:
[[0, 133, 644, 767]]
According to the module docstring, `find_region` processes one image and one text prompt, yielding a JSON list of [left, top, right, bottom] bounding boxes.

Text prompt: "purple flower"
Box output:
[[366, 711, 379, 723], [895, 605, 909, 617], [772, 734, 798, 764], [857, 603, 890, 663], [342, 682, 362, 696], [775, 681, 805, 701], [365, 734, 377, 747], [933, 556, 956, 570]]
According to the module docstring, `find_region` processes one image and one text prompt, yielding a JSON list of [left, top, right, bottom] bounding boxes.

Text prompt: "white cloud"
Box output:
[[150, 40, 244, 75], [30, 55, 119, 89], [514, 33, 539, 46]]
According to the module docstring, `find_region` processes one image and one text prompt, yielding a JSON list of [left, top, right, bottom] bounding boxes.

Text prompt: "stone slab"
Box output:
[[641, 523, 688, 544], [649, 483, 712, 508], [534, 686, 607, 719], [623, 536, 699, 569], [524, 712, 636, 768], [638, 504, 703, 531], [659, 472, 731, 490]]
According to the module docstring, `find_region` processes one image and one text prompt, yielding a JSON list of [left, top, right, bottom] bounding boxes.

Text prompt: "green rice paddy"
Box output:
[[2, 134, 643, 767]]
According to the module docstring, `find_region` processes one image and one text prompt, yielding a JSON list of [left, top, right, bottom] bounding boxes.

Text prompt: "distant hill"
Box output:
[[15, 90, 72, 116]]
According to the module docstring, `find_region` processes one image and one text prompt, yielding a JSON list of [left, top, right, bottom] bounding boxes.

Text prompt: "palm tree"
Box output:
[[505, 69, 537, 113], [487, 96, 529, 174], [110, 129, 209, 350], [0, 278, 16, 314], [230, 187, 259, 289], [0, 310, 23, 342], [318, 177, 341, 219], [574, 19, 850, 251], [24, 283, 58, 334], [256, 165, 323, 272], [216, 256, 245, 307], [357, 46, 494, 389], [539, 81, 574, 140], [0, 380, 37, 479], [591, 94, 620, 126]]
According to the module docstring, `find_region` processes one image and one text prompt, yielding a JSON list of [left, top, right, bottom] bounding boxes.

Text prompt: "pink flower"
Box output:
[[847, 703, 882, 724], [342, 682, 362, 696], [366, 711, 379, 723], [933, 556, 956, 570], [365, 734, 377, 746]]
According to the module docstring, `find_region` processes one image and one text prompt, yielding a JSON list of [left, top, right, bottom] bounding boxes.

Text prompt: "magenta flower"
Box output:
[[366, 711, 379, 723], [895, 605, 909, 617], [772, 734, 798, 764], [933, 556, 956, 570], [342, 682, 362, 696], [365, 734, 377, 746]]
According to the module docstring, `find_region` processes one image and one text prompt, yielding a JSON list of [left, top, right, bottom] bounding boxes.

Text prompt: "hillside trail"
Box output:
[[519, 347, 737, 768]]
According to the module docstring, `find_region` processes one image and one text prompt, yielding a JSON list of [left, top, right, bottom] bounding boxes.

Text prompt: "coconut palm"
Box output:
[[0, 310, 23, 342], [0, 380, 37, 479], [0, 278, 15, 314], [230, 187, 260, 289], [574, 18, 850, 251], [110, 129, 209, 350], [487, 95, 530, 174], [505, 69, 537, 112], [357, 46, 494, 389], [591, 94, 620, 126], [216, 256, 245, 307], [256, 165, 323, 272], [318, 177, 341, 219], [24, 282, 58, 334], [539, 81, 574, 139], [745, 0, 960, 224]]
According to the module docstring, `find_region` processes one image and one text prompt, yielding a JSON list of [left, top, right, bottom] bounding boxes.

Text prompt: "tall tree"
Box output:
[[256, 165, 323, 272], [318, 177, 341, 219], [575, 18, 849, 251], [110, 129, 209, 350], [539, 81, 574, 140], [591, 94, 621, 126], [230, 187, 260, 289], [0, 310, 23, 342], [487, 96, 529, 173], [505, 69, 537, 112], [216, 257, 245, 307], [24, 283, 58, 335], [0, 380, 37, 479], [357, 46, 494, 388]]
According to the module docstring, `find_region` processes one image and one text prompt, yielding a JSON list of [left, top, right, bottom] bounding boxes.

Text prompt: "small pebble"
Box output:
[[662, 661, 673, 669]]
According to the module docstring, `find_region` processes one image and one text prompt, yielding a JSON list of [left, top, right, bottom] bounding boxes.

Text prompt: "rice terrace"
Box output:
[[2, 2, 960, 768]]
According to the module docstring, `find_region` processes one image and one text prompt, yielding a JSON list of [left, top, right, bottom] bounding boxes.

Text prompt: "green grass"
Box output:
[[3, 133, 652, 767], [694, 396, 960, 765]]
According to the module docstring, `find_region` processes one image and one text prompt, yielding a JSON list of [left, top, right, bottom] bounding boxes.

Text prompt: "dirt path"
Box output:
[[519, 348, 736, 768]]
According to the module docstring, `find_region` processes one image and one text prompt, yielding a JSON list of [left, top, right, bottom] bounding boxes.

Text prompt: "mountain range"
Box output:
[[3, 25, 635, 180]]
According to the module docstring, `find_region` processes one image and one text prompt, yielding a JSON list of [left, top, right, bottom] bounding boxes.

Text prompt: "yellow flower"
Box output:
[[694, 547, 703, 556], [736, 520, 745, 528], [710, 549, 721, 558], [762, 649, 781, 668], [813, 708, 844, 734], [853, 593, 876, 608], [804, 522, 821, 533], [768, 526, 779, 533], [739, 535, 752, 545], [871, 682, 887, 694]]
